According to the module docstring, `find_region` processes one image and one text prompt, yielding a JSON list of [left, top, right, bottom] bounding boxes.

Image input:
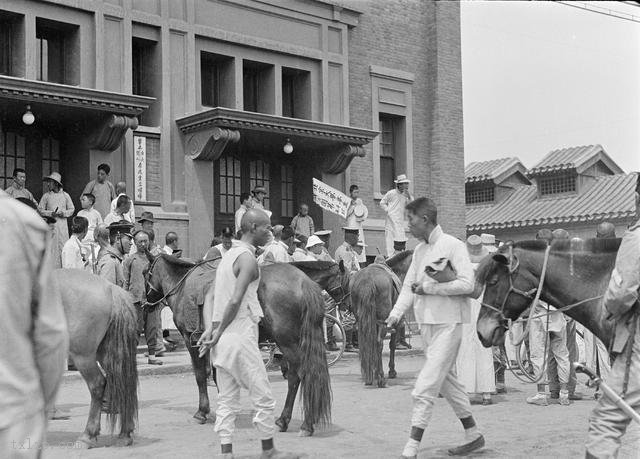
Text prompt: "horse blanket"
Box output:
[[177, 261, 218, 331]]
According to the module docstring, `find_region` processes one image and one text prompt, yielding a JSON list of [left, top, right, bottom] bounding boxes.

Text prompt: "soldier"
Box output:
[[94, 222, 132, 287], [334, 227, 361, 274], [585, 188, 640, 458]]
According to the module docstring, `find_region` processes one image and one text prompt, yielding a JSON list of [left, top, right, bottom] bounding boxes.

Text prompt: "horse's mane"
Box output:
[[514, 238, 621, 254], [290, 260, 338, 271], [385, 250, 413, 268], [159, 253, 197, 268]]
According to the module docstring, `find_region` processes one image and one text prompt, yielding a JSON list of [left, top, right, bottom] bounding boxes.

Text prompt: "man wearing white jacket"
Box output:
[[380, 174, 413, 257]]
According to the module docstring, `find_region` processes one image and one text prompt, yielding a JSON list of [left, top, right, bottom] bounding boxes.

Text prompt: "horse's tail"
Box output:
[[100, 285, 139, 435], [353, 272, 385, 386], [298, 281, 331, 427]]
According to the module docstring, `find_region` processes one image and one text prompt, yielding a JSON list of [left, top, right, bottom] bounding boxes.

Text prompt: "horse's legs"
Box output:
[[388, 330, 397, 380], [275, 362, 300, 434], [185, 342, 211, 423], [74, 355, 105, 448]]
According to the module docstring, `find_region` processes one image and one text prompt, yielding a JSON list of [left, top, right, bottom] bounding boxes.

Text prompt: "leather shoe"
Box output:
[[447, 434, 485, 456], [569, 392, 584, 401], [396, 341, 412, 350], [147, 358, 163, 365]]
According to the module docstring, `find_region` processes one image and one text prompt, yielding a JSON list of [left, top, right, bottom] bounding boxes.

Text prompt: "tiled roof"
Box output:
[[466, 173, 638, 231], [465, 157, 525, 184], [528, 144, 623, 176]]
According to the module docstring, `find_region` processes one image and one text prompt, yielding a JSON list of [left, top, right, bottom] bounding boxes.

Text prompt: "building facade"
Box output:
[[0, 0, 466, 257], [466, 145, 638, 242]]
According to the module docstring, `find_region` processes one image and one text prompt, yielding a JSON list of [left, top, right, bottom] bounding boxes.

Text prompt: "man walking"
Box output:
[[380, 174, 413, 257], [385, 197, 484, 457], [198, 209, 297, 459], [585, 189, 640, 458], [81, 164, 116, 218], [5, 168, 37, 204], [0, 192, 68, 457]]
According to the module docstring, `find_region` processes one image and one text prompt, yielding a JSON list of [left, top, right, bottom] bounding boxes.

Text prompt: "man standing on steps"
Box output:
[[380, 174, 413, 257], [198, 209, 298, 459], [385, 197, 484, 458]]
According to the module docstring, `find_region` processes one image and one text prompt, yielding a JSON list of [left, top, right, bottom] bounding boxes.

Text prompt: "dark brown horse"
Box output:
[[52, 269, 138, 448], [350, 250, 414, 387], [475, 238, 619, 349], [144, 255, 332, 436]]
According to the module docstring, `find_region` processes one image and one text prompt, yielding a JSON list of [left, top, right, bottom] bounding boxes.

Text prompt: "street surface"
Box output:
[[46, 353, 639, 458]]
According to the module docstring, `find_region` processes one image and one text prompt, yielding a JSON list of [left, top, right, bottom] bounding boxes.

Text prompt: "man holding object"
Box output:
[[198, 209, 297, 459], [385, 197, 484, 458]]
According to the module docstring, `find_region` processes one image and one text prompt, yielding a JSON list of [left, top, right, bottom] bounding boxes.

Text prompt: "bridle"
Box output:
[[325, 268, 352, 308]]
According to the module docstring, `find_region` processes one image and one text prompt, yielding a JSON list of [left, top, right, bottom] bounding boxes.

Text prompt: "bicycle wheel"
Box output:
[[323, 313, 346, 366], [259, 343, 275, 369]]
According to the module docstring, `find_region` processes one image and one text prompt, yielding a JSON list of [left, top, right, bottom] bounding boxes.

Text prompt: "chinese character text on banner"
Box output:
[[312, 178, 350, 218], [133, 136, 146, 202]]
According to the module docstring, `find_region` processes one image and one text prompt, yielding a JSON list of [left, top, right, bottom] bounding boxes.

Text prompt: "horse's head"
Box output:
[[144, 253, 165, 304], [325, 260, 352, 310], [476, 244, 541, 347]]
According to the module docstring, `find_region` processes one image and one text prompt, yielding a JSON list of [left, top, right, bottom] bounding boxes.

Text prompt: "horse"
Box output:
[[52, 269, 138, 448], [350, 250, 414, 387], [474, 238, 620, 350], [144, 254, 333, 436]]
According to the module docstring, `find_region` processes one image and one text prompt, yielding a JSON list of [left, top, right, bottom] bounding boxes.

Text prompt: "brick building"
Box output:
[[465, 145, 638, 242], [0, 0, 466, 257]]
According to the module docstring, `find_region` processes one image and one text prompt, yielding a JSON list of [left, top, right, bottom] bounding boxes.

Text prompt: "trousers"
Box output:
[[586, 319, 640, 458], [136, 302, 159, 353], [0, 410, 46, 458], [529, 316, 570, 385], [411, 323, 473, 428], [548, 318, 578, 393], [213, 316, 276, 444]]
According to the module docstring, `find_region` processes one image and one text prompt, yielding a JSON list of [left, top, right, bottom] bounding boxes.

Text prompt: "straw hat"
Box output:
[[253, 185, 268, 197], [480, 233, 498, 253], [467, 234, 489, 263], [306, 235, 324, 249], [353, 203, 367, 221], [43, 172, 63, 187], [394, 174, 410, 184]]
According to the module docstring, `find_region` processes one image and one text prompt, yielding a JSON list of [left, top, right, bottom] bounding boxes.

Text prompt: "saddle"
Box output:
[[370, 262, 402, 297]]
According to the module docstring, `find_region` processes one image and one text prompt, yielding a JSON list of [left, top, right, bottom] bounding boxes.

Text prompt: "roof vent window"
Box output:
[[465, 185, 495, 205], [539, 173, 576, 195]]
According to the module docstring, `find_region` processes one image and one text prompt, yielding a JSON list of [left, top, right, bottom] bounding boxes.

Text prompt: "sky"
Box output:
[[461, 1, 640, 173]]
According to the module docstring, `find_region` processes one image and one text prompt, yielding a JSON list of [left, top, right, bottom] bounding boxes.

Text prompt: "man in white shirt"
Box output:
[[385, 197, 484, 458], [61, 216, 90, 270], [380, 174, 413, 257], [235, 192, 252, 236], [334, 227, 361, 274], [162, 231, 179, 255], [110, 182, 136, 223], [104, 195, 133, 225], [259, 226, 294, 265]]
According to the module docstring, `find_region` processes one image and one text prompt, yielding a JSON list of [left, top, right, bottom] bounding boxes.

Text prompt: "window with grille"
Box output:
[[465, 185, 495, 205], [281, 164, 294, 218], [218, 155, 241, 214], [249, 159, 270, 209], [1, 131, 25, 189], [41, 137, 60, 177], [379, 115, 397, 192], [539, 174, 576, 195]]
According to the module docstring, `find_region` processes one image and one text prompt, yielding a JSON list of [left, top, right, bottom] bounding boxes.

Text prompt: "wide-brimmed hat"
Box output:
[[342, 226, 360, 234], [306, 235, 324, 249], [138, 211, 155, 224], [43, 172, 63, 186], [480, 233, 498, 253], [467, 235, 489, 263], [314, 229, 332, 237], [253, 185, 268, 196], [354, 203, 367, 220], [394, 174, 410, 184]]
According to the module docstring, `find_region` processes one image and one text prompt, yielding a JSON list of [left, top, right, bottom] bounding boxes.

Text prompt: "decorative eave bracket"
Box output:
[[88, 114, 139, 152], [176, 107, 377, 174]]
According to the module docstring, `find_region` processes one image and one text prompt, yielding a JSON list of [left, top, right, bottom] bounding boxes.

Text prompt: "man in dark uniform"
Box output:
[[95, 221, 133, 287]]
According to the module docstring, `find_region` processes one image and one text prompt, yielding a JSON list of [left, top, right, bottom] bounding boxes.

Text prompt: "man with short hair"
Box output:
[[334, 227, 361, 273], [95, 222, 131, 287], [198, 209, 296, 459], [0, 192, 68, 457], [251, 186, 268, 212], [163, 232, 179, 255], [596, 221, 617, 239], [81, 164, 116, 218], [78, 193, 103, 243], [204, 227, 238, 260], [385, 197, 484, 458], [5, 168, 36, 204], [104, 195, 133, 225], [259, 226, 294, 265], [124, 230, 163, 365], [110, 182, 135, 223], [290, 203, 315, 238], [235, 193, 253, 236], [380, 174, 413, 257], [61, 216, 90, 270]]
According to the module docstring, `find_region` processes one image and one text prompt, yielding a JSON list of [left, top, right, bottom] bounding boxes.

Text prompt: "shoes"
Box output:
[[482, 397, 493, 406], [326, 342, 339, 352], [526, 393, 549, 406], [396, 341, 412, 350], [594, 391, 602, 400], [147, 358, 163, 365], [345, 344, 358, 353], [144, 351, 166, 357], [67, 364, 78, 371], [549, 392, 559, 400], [569, 391, 584, 401], [559, 390, 571, 406], [447, 434, 485, 456], [495, 384, 507, 394]]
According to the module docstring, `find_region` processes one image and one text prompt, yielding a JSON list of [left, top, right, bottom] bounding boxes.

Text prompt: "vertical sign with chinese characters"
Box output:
[[133, 136, 146, 202]]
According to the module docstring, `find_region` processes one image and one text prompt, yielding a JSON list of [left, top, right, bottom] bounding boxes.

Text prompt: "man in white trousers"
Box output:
[[198, 209, 297, 459], [380, 174, 413, 257], [385, 197, 484, 458]]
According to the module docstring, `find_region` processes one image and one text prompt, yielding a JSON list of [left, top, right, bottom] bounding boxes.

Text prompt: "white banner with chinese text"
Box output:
[[133, 136, 146, 202], [312, 178, 350, 218]]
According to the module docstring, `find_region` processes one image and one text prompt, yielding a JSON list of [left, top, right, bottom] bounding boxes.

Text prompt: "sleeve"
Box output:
[[97, 211, 104, 224], [389, 249, 419, 320], [61, 192, 75, 217], [362, 201, 369, 220], [81, 180, 94, 197], [110, 197, 117, 214], [422, 240, 474, 296], [604, 229, 640, 318], [309, 216, 315, 234], [110, 182, 117, 200], [33, 234, 69, 413], [122, 257, 132, 291], [380, 190, 390, 212], [290, 215, 299, 233], [38, 193, 52, 216], [235, 209, 243, 234], [60, 242, 72, 269]]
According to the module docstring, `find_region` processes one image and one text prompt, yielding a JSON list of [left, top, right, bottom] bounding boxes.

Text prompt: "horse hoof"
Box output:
[[377, 379, 387, 388], [193, 412, 207, 424], [298, 429, 313, 437], [275, 418, 289, 432], [364, 380, 373, 386], [116, 434, 133, 447], [388, 370, 397, 379], [75, 437, 97, 449]]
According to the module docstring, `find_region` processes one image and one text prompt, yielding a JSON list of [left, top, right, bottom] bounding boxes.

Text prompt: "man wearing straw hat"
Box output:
[[380, 174, 413, 257], [39, 172, 75, 269]]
